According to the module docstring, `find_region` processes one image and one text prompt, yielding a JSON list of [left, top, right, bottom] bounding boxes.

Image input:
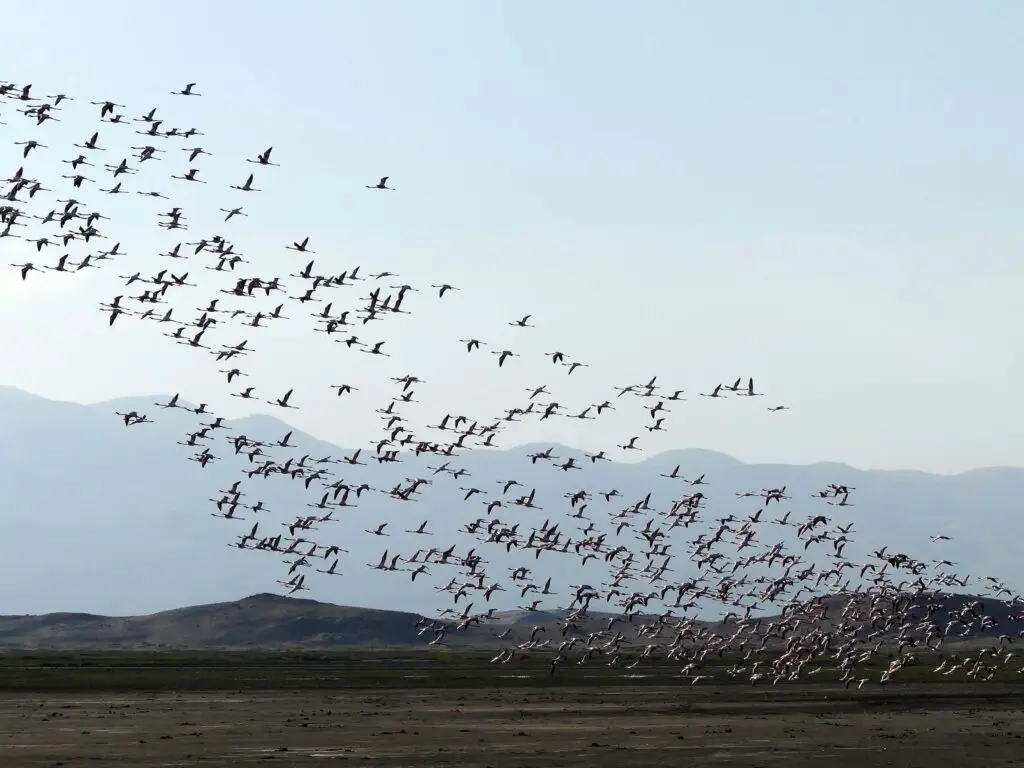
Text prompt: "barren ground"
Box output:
[[1, 685, 1022, 767]]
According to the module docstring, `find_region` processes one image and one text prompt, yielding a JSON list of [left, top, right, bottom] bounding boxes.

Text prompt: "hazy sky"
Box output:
[[3, 1, 1023, 474]]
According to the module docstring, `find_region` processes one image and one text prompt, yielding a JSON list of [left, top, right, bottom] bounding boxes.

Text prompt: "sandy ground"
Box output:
[[0, 686, 1021, 767]]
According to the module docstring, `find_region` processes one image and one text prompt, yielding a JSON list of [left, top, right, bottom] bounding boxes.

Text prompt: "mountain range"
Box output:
[[0, 385, 1020, 621], [0, 592, 631, 650], [0, 591, 1012, 651]]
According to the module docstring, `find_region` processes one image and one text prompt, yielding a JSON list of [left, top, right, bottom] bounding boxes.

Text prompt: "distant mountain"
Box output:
[[0, 593, 636, 650], [0, 591, 644, 649], [0, 385, 1020, 620], [0, 591, 1012, 651], [0, 593, 441, 650]]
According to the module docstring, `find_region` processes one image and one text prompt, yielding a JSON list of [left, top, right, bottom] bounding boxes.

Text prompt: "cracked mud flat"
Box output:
[[0, 686, 1021, 767]]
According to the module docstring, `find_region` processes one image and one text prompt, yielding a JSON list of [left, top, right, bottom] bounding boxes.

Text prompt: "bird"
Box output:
[[268, 389, 298, 409], [10, 263, 41, 280], [287, 237, 314, 253], [172, 83, 201, 96], [230, 173, 261, 192], [247, 147, 278, 166], [220, 207, 246, 221]]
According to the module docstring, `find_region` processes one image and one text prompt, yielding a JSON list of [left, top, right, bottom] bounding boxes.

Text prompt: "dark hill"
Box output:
[[0, 594, 442, 650]]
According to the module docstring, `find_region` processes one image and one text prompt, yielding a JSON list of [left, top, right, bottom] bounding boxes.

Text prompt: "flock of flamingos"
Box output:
[[2, 78, 1022, 686]]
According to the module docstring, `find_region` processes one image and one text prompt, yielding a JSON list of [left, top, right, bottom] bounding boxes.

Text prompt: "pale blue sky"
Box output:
[[3, 1, 1023, 473]]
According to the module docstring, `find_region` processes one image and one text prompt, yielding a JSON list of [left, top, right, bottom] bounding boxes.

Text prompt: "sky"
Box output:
[[2, 1, 1023, 475]]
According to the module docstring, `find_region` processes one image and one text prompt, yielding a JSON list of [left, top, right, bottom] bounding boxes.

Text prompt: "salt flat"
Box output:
[[0, 686, 1022, 767]]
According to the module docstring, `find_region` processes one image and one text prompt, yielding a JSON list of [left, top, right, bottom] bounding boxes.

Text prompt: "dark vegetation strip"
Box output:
[[0, 650, 1019, 692]]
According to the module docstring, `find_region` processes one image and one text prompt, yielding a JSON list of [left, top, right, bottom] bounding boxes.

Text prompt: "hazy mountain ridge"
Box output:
[[0, 386, 1020, 620]]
